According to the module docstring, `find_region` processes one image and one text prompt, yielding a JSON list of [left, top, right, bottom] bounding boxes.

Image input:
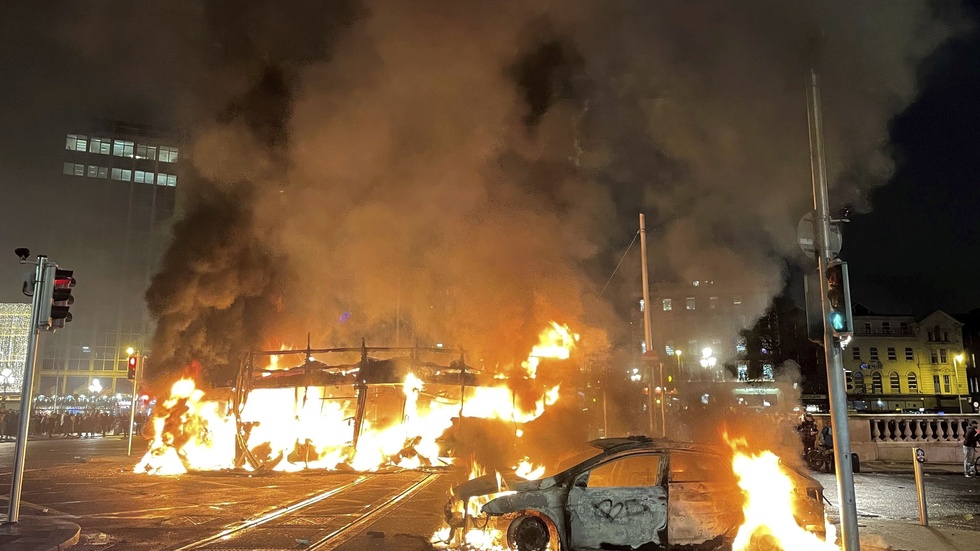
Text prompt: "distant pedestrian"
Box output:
[[964, 421, 978, 477]]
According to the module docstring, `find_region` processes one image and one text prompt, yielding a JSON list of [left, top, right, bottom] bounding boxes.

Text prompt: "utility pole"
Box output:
[[806, 69, 860, 550], [639, 213, 659, 436]]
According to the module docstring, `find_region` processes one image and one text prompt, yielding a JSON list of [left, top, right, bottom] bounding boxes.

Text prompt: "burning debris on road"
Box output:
[[135, 323, 577, 476]]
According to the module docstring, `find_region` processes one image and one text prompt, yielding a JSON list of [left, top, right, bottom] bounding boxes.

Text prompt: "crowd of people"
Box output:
[[0, 409, 146, 441]]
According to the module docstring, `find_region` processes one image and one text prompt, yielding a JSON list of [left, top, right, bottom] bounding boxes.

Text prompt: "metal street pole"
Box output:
[[127, 354, 142, 456], [807, 69, 860, 550], [7, 256, 46, 524], [639, 213, 655, 435]]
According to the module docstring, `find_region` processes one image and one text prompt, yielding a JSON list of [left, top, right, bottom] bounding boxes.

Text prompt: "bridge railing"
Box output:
[[813, 413, 980, 463]]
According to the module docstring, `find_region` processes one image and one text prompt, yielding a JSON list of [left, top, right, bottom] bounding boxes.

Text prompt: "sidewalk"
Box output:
[[0, 516, 80, 551], [859, 460, 965, 475], [860, 518, 979, 551]]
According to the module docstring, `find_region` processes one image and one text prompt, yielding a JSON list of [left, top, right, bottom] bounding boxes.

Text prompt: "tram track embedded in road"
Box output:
[[172, 474, 375, 551], [171, 470, 439, 551], [306, 472, 438, 551]]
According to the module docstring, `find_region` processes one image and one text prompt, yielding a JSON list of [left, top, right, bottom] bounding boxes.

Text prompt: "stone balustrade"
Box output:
[[813, 413, 980, 464]]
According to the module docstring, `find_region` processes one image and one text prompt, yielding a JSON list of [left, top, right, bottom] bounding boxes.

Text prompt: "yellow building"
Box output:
[[844, 310, 970, 412]]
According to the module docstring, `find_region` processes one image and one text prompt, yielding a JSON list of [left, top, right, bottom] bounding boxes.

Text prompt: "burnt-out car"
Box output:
[[445, 436, 826, 551]]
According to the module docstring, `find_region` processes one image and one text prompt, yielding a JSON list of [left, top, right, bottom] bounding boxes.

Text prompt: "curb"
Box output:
[[0, 517, 81, 551]]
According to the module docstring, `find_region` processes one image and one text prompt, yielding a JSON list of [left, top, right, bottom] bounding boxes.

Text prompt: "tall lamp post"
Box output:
[[0, 367, 12, 409]]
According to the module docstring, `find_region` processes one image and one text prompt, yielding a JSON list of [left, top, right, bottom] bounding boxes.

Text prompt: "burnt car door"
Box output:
[[566, 451, 668, 550], [667, 450, 741, 548]]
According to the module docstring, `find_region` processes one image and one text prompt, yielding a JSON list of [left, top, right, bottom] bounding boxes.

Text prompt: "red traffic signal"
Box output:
[[127, 356, 138, 380]]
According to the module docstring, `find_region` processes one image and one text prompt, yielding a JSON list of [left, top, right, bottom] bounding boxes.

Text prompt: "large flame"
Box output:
[[521, 322, 579, 379], [431, 460, 515, 550], [727, 435, 838, 551], [136, 323, 575, 476]]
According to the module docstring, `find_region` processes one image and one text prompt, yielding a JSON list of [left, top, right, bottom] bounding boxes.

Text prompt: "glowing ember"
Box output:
[[727, 435, 838, 551], [521, 321, 579, 378]]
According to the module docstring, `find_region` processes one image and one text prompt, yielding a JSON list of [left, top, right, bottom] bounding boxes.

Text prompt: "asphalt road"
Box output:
[[1, 437, 979, 550]]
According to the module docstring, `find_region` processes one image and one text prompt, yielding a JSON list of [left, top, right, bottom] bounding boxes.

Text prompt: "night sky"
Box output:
[[844, 1, 980, 317]]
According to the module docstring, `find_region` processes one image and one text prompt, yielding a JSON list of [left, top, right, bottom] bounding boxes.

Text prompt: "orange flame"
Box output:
[[521, 321, 579, 378], [726, 435, 838, 551], [136, 323, 577, 477]]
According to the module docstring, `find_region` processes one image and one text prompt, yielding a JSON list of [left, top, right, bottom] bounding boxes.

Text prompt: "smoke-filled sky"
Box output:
[[0, 1, 966, 383]]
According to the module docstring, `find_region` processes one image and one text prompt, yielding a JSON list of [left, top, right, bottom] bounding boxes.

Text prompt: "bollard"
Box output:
[[912, 447, 928, 526]]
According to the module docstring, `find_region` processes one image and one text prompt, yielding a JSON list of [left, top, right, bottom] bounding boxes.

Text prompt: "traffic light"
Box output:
[[37, 266, 75, 331], [825, 259, 853, 336], [127, 356, 138, 380]]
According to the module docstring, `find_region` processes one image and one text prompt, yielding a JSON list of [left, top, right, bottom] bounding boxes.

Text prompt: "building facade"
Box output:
[[843, 310, 970, 412], [648, 279, 769, 382], [1, 121, 180, 406]]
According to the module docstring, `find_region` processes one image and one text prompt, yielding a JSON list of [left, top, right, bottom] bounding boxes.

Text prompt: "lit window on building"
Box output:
[[685, 297, 695, 310], [86, 165, 107, 179], [661, 299, 671, 311], [736, 338, 746, 354], [136, 144, 158, 160], [638, 299, 644, 312], [852, 347, 860, 360], [65, 134, 87, 151], [665, 344, 674, 356], [112, 140, 135, 157], [907, 372, 917, 392], [870, 347, 878, 361], [709, 296, 718, 309], [134, 170, 154, 184], [88, 137, 111, 154], [905, 347, 914, 361], [737, 362, 748, 382], [63, 162, 84, 176], [887, 347, 896, 361], [110, 168, 132, 181], [733, 295, 742, 306], [159, 145, 179, 162], [762, 363, 774, 381], [157, 173, 176, 187], [943, 374, 951, 393], [640, 341, 647, 354]]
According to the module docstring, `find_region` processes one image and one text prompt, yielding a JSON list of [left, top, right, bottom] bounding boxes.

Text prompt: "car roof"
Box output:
[[587, 436, 726, 457]]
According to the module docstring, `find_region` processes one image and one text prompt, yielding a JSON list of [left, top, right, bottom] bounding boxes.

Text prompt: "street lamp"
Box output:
[[0, 367, 12, 409], [699, 347, 717, 381], [88, 379, 102, 411], [674, 350, 683, 381]]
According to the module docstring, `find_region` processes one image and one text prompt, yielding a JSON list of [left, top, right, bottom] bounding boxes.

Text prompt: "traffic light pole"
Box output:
[[127, 355, 142, 456], [807, 69, 860, 550], [7, 256, 46, 524]]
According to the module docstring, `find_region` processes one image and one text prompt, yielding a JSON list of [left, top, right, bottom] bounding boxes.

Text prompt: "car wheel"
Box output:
[[507, 514, 551, 551]]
